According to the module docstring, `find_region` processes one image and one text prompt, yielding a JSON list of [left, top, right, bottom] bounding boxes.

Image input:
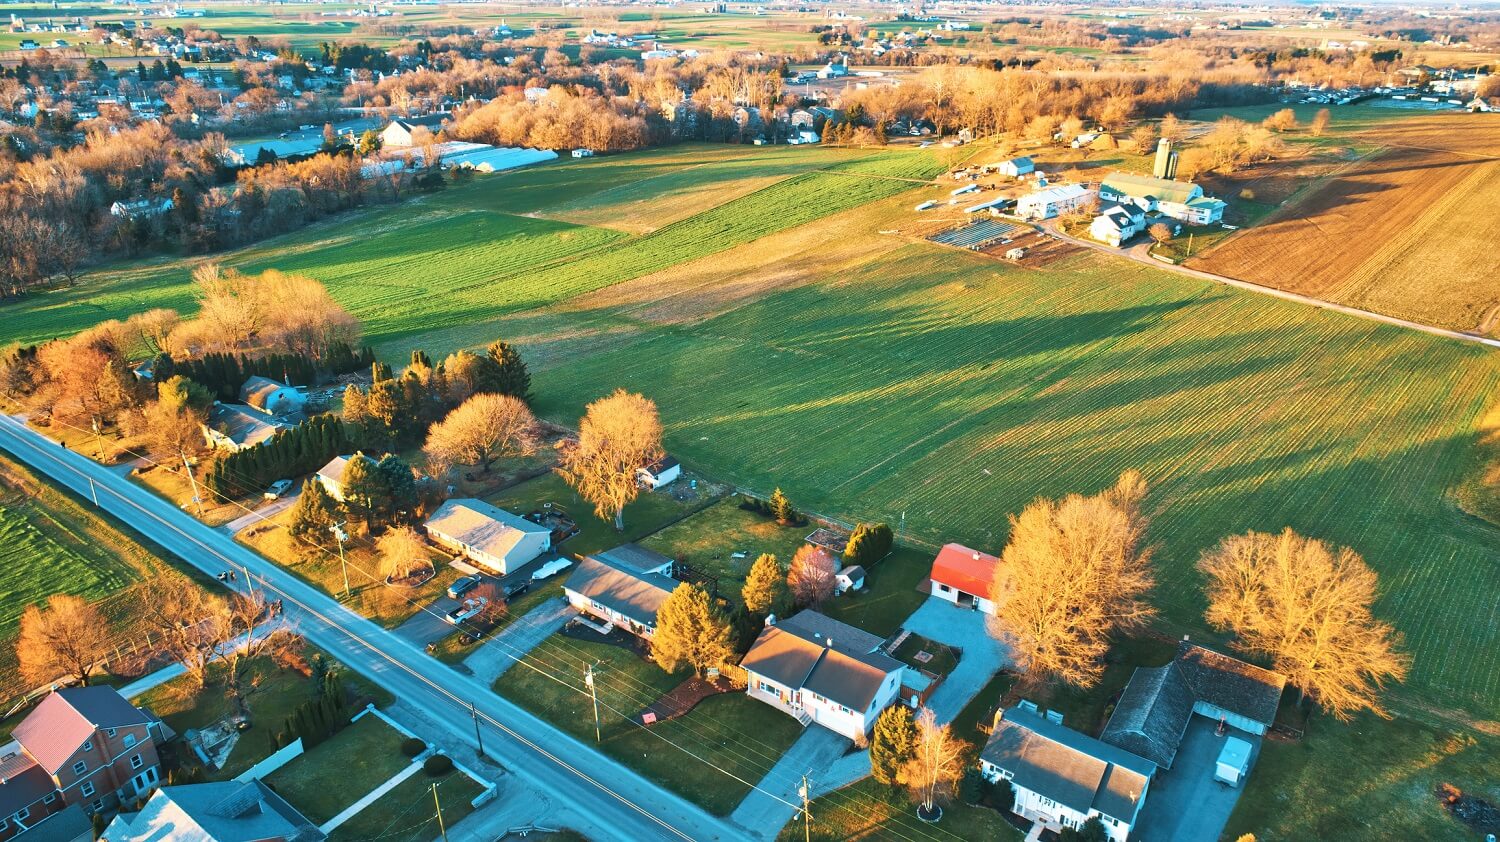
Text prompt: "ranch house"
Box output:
[[563, 544, 677, 638], [200, 403, 290, 452], [1099, 172, 1226, 226], [315, 453, 376, 502], [741, 611, 904, 740], [928, 543, 999, 614], [423, 498, 551, 575], [1015, 184, 1096, 220], [239, 376, 304, 416]]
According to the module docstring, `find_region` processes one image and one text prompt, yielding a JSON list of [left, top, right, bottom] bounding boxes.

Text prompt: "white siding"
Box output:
[[1193, 701, 1267, 735]]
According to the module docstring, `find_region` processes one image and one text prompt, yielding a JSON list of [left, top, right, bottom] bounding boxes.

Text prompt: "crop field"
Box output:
[[1192, 115, 1500, 334], [507, 243, 1500, 720]]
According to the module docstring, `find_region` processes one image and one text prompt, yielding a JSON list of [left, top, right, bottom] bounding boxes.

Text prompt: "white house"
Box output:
[[980, 703, 1154, 842], [1099, 172, 1226, 225], [239, 375, 304, 416], [423, 498, 551, 575], [741, 611, 904, 740], [637, 455, 682, 490], [1088, 203, 1146, 247], [563, 544, 677, 638], [201, 403, 289, 452], [1015, 184, 1096, 220], [315, 453, 374, 502], [571, 148, 595, 158], [928, 543, 999, 614], [996, 156, 1035, 178], [380, 118, 418, 148]]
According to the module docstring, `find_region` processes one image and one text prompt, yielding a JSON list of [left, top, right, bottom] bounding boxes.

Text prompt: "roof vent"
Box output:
[[972, 552, 981, 560], [1017, 699, 1039, 713], [826, 637, 833, 649], [765, 613, 777, 626], [1045, 710, 1064, 725]]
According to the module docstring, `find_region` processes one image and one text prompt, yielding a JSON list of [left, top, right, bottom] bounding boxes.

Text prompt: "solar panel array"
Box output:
[[928, 218, 1020, 250]]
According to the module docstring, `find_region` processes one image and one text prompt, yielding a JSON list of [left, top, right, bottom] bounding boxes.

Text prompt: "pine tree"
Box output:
[[650, 583, 733, 676], [741, 553, 786, 618], [769, 487, 795, 525], [845, 522, 894, 568], [870, 704, 917, 786], [482, 339, 532, 402], [288, 478, 343, 557]]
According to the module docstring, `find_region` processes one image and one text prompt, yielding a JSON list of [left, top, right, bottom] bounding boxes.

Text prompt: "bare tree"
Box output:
[[17, 595, 112, 687], [558, 389, 664, 530], [988, 471, 1156, 689], [424, 392, 538, 475], [145, 576, 226, 691], [787, 545, 837, 609], [1198, 528, 1409, 720], [141, 375, 212, 464], [377, 525, 434, 581], [901, 708, 964, 819], [1148, 223, 1173, 245], [216, 592, 299, 722]]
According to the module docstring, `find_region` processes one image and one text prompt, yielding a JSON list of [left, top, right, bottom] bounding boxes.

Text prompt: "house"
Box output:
[[1088, 203, 1146, 247], [833, 565, 865, 595], [816, 56, 849, 79], [979, 702, 1154, 842], [741, 610, 904, 740], [201, 403, 289, 452], [314, 453, 374, 502], [108, 198, 173, 219], [379, 118, 417, 148], [996, 156, 1034, 178], [1015, 184, 1096, 220], [239, 376, 303, 416], [1099, 642, 1285, 768], [928, 543, 998, 614], [0, 687, 169, 838], [571, 149, 594, 158], [423, 498, 551, 575], [637, 455, 681, 490], [1099, 172, 1226, 225], [101, 780, 322, 842], [563, 545, 677, 638]]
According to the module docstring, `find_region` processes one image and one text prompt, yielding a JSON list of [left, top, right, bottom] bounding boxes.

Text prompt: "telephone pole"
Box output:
[[432, 782, 448, 842], [330, 523, 351, 599], [585, 664, 601, 743], [470, 700, 485, 758], [181, 452, 204, 516], [799, 774, 812, 842]]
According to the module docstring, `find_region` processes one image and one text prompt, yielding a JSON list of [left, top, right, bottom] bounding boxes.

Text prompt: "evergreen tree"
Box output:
[[870, 704, 917, 786], [769, 487, 796, 525], [650, 583, 733, 676], [288, 478, 343, 556], [339, 454, 389, 532], [741, 553, 787, 619], [844, 522, 894, 568], [482, 339, 532, 401]]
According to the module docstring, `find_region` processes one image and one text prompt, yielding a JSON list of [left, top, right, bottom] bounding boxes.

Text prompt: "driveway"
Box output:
[[730, 725, 849, 839], [898, 597, 1011, 723], [392, 559, 555, 647], [222, 489, 300, 535], [463, 596, 574, 684], [1131, 716, 1261, 842]]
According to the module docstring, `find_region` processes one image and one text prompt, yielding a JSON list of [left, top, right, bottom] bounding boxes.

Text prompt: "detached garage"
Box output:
[[928, 543, 999, 614]]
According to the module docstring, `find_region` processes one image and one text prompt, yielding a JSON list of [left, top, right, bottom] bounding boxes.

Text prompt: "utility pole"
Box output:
[[1187, 232, 1195, 259], [90, 416, 104, 459], [88, 477, 99, 507], [470, 700, 485, 758], [585, 664, 601, 743], [330, 522, 350, 599], [799, 774, 812, 842], [181, 451, 204, 516], [431, 782, 448, 842]]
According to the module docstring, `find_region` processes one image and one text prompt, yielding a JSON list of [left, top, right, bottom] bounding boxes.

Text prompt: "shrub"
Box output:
[[959, 767, 990, 805], [401, 737, 426, 757], [423, 754, 454, 776]]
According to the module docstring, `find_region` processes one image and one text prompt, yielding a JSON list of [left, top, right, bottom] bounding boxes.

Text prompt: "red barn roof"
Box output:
[[930, 543, 999, 597]]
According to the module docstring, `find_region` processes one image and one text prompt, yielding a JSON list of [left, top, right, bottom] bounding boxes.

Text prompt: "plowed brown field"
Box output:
[[1191, 115, 1500, 333]]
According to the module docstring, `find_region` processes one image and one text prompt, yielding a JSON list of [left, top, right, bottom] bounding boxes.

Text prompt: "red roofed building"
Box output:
[[929, 543, 999, 614]]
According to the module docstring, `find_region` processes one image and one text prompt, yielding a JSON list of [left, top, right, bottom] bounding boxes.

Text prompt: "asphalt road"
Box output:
[[0, 415, 763, 842]]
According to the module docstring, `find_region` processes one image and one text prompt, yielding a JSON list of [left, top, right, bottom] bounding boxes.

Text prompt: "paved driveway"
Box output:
[[1131, 716, 1261, 842], [464, 596, 574, 684], [898, 597, 1011, 723], [730, 724, 849, 838]]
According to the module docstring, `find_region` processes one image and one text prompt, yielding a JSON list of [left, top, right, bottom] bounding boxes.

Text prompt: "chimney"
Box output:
[[972, 552, 981, 560], [765, 613, 776, 626]]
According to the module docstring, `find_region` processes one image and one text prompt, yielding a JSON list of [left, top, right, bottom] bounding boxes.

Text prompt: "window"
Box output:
[[43, 793, 57, 805], [123, 733, 137, 748], [80, 781, 95, 798], [82, 741, 93, 752], [130, 754, 144, 770], [91, 799, 103, 813], [937, 583, 951, 592], [15, 806, 28, 822], [106, 728, 117, 738], [72, 760, 88, 775], [1, 818, 8, 832]]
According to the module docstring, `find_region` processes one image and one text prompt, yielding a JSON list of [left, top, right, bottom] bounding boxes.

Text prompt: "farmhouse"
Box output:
[[380, 118, 419, 148], [1099, 172, 1226, 225], [1100, 642, 1285, 767], [423, 498, 551, 575], [979, 702, 1154, 842], [1089, 203, 1147, 247], [0, 687, 170, 835], [741, 610, 904, 740], [1015, 184, 1096, 220], [101, 780, 321, 842], [563, 546, 677, 638], [201, 403, 288, 452], [637, 455, 681, 490], [995, 156, 1035, 178], [928, 543, 999, 614], [239, 376, 303, 416], [314, 453, 374, 502]]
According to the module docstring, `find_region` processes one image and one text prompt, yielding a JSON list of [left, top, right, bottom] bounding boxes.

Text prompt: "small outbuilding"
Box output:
[[637, 455, 681, 490], [996, 156, 1035, 178], [928, 543, 999, 614], [1215, 736, 1252, 787], [834, 565, 865, 595]]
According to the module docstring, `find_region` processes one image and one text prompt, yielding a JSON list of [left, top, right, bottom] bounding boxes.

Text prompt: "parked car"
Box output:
[[444, 596, 488, 625], [502, 580, 531, 600], [263, 479, 294, 500], [446, 575, 481, 600]]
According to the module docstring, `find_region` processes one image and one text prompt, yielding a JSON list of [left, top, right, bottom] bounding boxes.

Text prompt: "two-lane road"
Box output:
[[0, 415, 763, 842]]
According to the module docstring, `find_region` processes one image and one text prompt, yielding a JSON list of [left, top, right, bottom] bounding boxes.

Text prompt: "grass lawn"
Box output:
[[328, 768, 485, 842], [638, 499, 810, 603], [891, 634, 960, 678], [1027, 636, 1179, 736], [949, 671, 1019, 745], [134, 653, 393, 782], [495, 631, 802, 815], [819, 546, 932, 637], [783, 778, 1023, 842], [265, 714, 411, 825], [237, 514, 465, 629], [427, 581, 564, 665], [485, 471, 716, 558], [130, 462, 243, 527]]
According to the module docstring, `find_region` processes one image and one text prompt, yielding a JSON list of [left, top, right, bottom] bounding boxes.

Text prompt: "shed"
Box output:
[[834, 565, 865, 595], [637, 455, 681, 489]]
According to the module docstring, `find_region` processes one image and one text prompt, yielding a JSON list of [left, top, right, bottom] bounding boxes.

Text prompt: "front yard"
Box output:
[[264, 714, 411, 825], [427, 580, 566, 665], [782, 778, 1023, 842], [494, 629, 803, 815], [328, 767, 485, 842]]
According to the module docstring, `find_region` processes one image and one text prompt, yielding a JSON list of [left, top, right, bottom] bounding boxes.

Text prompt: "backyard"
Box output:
[[638, 498, 810, 603]]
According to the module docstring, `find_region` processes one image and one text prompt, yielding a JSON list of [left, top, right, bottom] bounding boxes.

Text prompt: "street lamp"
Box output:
[[330, 522, 350, 599]]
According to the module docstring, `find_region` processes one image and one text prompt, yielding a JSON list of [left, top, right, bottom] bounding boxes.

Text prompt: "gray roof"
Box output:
[[13, 686, 153, 775], [592, 543, 674, 575], [239, 375, 291, 411], [208, 403, 287, 448], [564, 556, 677, 628], [980, 705, 1154, 824], [104, 780, 324, 842], [424, 498, 549, 562], [741, 611, 902, 712], [1173, 642, 1286, 726], [316, 453, 372, 488], [0, 750, 54, 817], [1099, 664, 1195, 768], [16, 803, 91, 842]]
